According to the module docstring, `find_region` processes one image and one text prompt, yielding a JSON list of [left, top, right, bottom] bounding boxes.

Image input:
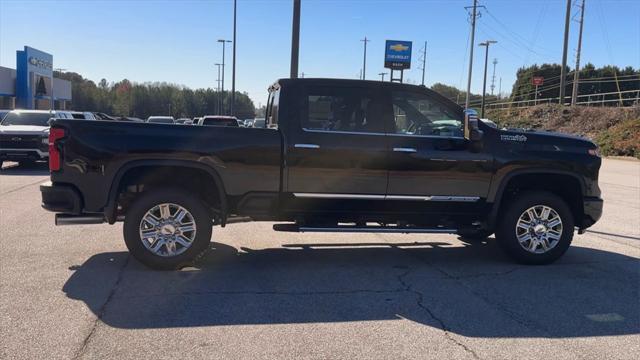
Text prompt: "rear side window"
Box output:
[[303, 86, 384, 133]]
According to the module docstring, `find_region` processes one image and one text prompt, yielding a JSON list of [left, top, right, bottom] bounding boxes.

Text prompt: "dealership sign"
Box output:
[[384, 40, 412, 70], [28, 56, 53, 71]]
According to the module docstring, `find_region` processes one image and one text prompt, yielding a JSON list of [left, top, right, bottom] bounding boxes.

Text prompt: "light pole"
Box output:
[[290, 0, 301, 78], [378, 72, 386, 81], [218, 39, 231, 114], [231, 0, 237, 116], [215, 63, 222, 115], [479, 40, 497, 118]]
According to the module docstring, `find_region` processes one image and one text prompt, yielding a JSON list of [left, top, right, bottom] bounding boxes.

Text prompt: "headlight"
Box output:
[[588, 148, 601, 157]]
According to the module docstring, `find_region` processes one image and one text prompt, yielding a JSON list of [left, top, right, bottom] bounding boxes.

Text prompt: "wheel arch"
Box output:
[[105, 160, 228, 226], [488, 169, 585, 229]]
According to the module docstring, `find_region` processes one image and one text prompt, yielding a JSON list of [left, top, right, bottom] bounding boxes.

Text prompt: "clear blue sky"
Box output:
[[1, 0, 638, 106]]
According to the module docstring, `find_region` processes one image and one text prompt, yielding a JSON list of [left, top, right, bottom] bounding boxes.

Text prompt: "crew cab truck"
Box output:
[[41, 78, 603, 270]]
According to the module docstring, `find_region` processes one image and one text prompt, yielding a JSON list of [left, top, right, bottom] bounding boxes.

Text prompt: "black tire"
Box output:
[[123, 188, 213, 270], [496, 190, 574, 265]]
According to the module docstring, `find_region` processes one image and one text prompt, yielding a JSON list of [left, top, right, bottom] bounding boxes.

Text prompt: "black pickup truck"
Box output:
[[41, 78, 603, 269]]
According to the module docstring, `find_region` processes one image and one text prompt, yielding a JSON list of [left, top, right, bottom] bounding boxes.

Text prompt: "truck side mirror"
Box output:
[[464, 111, 484, 142]]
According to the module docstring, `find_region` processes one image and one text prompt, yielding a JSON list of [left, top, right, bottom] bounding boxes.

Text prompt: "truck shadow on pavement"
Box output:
[[63, 239, 639, 337], [0, 162, 49, 175]]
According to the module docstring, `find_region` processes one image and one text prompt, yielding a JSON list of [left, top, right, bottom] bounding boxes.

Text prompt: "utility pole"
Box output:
[[231, 0, 237, 115], [479, 40, 497, 118], [571, 0, 585, 106], [379, 72, 386, 81], [360, 37, 370, 80], [290, 0, 301, 79], [490, 58, 497, 95], [215, 63, 222, 115], [559, 0, 572, 105], [218, 39, 231, 114], [464, 0, 483, 109], [498, 77, 502, 99]]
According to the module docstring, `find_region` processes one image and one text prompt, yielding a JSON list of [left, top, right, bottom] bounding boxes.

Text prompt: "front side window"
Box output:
[[392, 91, 463, 137], [304, 87, 384, 133]]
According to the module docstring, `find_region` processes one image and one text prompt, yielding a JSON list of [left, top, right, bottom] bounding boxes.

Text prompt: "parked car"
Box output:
[[118, 116, 144, 122], [93, 112, 117, 121], [251, 118, 265, 128], [175, 118, 193, 125], [1, 109, 98, 167], [198, 115, 239, 127], [147, 116, 175, 124], [0, 110, 11, 122], [41, 78, 603, 270], [192, 117, 201, 124]]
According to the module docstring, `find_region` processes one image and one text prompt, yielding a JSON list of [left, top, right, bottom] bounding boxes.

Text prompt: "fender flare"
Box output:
[[104, 159, 228, 225], [487, 168, 586, 228]]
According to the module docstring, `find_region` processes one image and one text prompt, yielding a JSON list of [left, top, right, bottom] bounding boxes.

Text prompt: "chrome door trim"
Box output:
[[294, 143, 320, 149], [428, 196, 480, 202], [393, 148, 418, 153], [293, 193, 385, 200], [385, 195, 432, 201], [293, 193, 480, 202]]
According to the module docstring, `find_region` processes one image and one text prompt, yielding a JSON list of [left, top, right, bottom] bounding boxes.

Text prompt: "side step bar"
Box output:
[[273, 223, 457, 234], [55, 214, 105, 226]]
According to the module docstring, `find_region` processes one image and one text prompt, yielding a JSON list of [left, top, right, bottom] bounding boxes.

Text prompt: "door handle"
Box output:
[[294, 143, 320, 149], [393, 147, 417, 153]]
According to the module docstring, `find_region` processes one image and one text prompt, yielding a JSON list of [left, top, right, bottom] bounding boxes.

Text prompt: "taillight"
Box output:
[[48, 128, 65, 172]]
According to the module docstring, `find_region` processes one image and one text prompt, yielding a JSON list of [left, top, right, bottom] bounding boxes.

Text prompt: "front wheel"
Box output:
[[123, 188, 212, 270], [496, 191, 574, 265]]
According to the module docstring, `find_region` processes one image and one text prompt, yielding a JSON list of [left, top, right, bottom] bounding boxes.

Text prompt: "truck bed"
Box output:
[[50, 119, 283, 213]]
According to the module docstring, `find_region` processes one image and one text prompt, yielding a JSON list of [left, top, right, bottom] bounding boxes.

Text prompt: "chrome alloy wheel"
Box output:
[[515, 205, 563, 254], [139, 203, 197, 257]]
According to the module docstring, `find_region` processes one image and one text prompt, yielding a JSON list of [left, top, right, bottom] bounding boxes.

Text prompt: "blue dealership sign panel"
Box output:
[[384, 40, 412, 70], [16, 46, 53, 109]]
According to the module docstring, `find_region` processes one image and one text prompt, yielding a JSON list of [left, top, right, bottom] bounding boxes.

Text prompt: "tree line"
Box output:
[[54, 71, 256, 120]]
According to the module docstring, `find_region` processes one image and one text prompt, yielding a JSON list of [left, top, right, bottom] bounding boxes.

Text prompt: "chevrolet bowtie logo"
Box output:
[[389, 44, 409, 52]]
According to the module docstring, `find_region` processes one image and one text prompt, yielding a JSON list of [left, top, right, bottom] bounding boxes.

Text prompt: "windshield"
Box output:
[[1, 112, 51, 126]]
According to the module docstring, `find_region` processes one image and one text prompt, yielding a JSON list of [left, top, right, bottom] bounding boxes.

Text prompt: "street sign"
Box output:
[[532, 76, 544, 86], [384, 40, 412, 70]]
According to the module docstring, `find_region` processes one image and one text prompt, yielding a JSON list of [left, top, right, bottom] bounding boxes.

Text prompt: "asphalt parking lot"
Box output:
[[1, 158, 638, 360]]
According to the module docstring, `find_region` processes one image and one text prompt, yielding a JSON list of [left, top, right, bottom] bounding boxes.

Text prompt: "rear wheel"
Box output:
[[496, 191, 574, 265], [123, 188, 212, 270]]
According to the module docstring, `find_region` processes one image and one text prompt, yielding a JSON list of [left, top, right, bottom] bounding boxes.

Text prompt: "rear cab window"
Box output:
[[302, 86, 385, 134]]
